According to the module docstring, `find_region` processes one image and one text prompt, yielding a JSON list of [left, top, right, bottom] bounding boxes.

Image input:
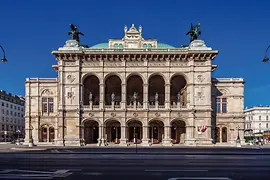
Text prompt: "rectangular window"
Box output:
[[6, 110, 9, 115], [10, 105, 13, 109], [267, 123, 268, 128], [216, 97, 227, 113], [2, 109, 4, 114], [10, 111, 13, 116], [43, 103, 48, 113], [42, 97, 54, 114], [267, 116, 269, 120], [6, 103, 8, 108], [1, 102, 4, 106], [1, 125, 4, 130], [18, 107, 20, 111], [14, 106, 16, 110], [259, 116, 261, 120]]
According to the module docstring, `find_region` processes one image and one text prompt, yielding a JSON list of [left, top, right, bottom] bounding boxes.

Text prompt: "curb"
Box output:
[[10, 147, 48, 151]]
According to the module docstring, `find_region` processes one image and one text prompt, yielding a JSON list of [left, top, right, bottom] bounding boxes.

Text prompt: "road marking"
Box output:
[[145, 169, 208, 172], [168, 177, 232, 180], [0, 169, 72, 179]]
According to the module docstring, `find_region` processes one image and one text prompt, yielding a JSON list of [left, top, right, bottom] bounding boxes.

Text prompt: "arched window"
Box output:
[[119, 44, 123, 49], [143, 44, 147, 48], [148, 44, 152, 48], [114, 44, 119, 48]]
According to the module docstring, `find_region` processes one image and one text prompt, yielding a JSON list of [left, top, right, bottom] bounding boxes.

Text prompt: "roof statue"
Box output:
[[186, 23, 201, 43], [68, 24, 84, 44]]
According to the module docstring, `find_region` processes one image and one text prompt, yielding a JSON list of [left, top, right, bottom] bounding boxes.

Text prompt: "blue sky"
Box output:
[[0, 0, 269, 108]]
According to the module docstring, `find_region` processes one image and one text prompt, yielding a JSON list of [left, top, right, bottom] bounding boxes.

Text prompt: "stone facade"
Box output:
[[0, 90, 25, 141], [244, 106, 270, 135], [24, 25, 245, 146]]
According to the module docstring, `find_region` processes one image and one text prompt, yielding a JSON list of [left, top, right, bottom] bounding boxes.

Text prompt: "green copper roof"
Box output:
[[89, 42, 175, 49], [90, 43, 109, 48], [157, 43, 175, 48]]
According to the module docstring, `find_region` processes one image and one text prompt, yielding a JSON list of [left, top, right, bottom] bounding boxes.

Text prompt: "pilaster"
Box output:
[[143, 84, 148, 109]]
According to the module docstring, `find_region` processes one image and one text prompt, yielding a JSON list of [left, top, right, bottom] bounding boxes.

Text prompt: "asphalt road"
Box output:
[[0, 147, 269, 180]]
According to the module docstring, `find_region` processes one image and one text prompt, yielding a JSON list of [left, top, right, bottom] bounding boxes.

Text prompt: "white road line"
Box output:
[[145, 169, 208, 172]]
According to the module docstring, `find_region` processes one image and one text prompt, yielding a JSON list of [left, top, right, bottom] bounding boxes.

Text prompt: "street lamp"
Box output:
[[16, 129, 21, 144], [0, 45, 7, 63], [262, 45, 270, 63]]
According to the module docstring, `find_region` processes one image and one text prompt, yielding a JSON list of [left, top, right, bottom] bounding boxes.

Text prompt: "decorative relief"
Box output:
[[66, 74, 75, 83], [89, 113, 94, 117], [155, 112, 160, 117], [133, 112, 138, 117], [67, 92, 74, 99], [41, 89, 54, 96], [196, 74, 205, 83], [111, 112, 116, 117], [195, 87, 205, 101]]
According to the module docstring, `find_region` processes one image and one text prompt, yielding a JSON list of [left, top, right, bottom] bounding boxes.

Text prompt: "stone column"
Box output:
[[163, 126, 172, 146], [99, 84, 104, 110], [143, 84, 148, 109], [165, 83, 170, 109], [98, 125, 105, 146], [47, 128, 49, 143], [121, 84, 126, 109], [120, 126, 127, 146], [141, 125, 150, 146]]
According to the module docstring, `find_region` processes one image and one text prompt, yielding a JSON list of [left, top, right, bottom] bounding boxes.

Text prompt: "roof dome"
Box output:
[[90, 43, 109, 48], [157, 43, 175, 48], [89, 42, 175, 49]]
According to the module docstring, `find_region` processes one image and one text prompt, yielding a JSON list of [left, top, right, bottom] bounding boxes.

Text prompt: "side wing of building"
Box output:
[[211, 78, 245, 144], [24, 78, 58, 144]]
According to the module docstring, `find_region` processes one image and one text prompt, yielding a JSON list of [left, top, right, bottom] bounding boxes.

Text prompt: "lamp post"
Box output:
[[0, 45, 7, 63], [262, 45, 270, 62], [236, 125, 241, 147], [236, 125, 240, 142]]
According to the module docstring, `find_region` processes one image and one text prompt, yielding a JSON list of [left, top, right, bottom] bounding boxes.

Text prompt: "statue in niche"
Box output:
[[155, 92, 159, 102], [180, 88, 186, 106], [186, 23, 201, 42], [89, 92, 93, 102], [133, 92, 138, 101], [111, 92, 115, 102], [177, 92, 181, 103], [68, 24, 84, 44]]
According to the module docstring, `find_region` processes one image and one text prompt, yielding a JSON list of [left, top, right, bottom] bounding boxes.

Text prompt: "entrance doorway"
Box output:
[[84, 120, 99, 144]]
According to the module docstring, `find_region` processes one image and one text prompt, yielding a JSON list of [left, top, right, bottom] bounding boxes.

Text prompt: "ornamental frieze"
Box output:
[[148, 62, 166, 66], [126, 62, 144, 66], [104, 62, 122, 66], [82, 62, 100, 66], [64, 61, 76, 66], [170, 62, 188, 66]]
